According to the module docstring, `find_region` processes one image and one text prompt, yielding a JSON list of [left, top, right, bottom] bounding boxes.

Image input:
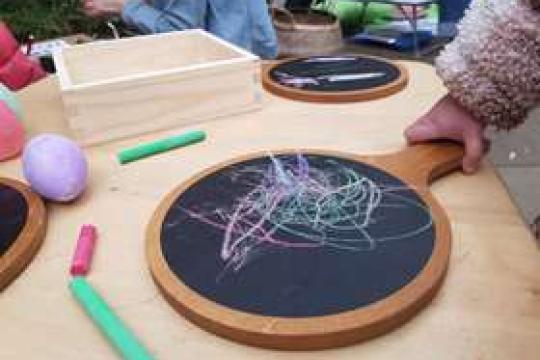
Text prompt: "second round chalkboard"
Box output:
[[262, 55, 408, 103]]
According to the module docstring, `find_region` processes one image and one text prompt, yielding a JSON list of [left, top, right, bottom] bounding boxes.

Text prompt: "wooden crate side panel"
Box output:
[[62, 31, 244, 86], [62, 61, 261, 146]]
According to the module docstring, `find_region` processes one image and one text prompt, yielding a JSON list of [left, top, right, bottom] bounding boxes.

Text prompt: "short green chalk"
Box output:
[[69, 277, 154, 360], [118, 130, 206, 164]]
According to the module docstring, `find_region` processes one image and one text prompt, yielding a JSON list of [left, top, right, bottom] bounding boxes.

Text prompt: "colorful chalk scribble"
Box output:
[[181, 154, 433, 277]]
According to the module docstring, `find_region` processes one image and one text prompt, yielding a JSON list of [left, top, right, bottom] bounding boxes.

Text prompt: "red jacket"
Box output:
[[0, 22, 46, 91]]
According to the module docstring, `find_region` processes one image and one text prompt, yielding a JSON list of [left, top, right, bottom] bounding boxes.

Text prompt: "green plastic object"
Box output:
[[314, 1, 439, 29], [117, 130, 206, 164], [69, 277, 154, 360], [0, 83, 23, 120], [314, 1, 395, 28]]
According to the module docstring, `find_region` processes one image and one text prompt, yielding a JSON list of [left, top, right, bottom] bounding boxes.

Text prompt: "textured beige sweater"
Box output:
[[436, 0, 540, 129]]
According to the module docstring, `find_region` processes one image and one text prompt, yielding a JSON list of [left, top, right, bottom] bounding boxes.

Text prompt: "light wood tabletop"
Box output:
[[0, 61, 539, 359]]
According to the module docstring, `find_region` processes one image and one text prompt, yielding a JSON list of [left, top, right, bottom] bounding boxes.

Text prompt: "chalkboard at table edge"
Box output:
[[0, 184, 27, 257], [0, 178, 47, 291], [262, 55, 409, 103], [146, 149, 452, 350]]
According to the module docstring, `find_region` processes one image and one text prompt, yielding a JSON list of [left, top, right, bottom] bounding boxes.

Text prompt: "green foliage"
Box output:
[[0, 0, 112, 41]]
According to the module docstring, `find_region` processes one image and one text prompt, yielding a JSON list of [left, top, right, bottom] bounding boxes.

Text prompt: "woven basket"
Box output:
[[272, 8, 343, 58]]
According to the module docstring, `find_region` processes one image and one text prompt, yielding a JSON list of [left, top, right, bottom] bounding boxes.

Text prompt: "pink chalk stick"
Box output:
[[70, 224, 97, 276]]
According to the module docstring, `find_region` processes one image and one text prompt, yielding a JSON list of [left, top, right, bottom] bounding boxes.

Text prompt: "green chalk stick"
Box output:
[[69, 277, 154, 360], [118, 130, 206, 164]]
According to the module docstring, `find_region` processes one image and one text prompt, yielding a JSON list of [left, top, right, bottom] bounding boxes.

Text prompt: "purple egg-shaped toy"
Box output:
[[22, 134, 88, 202]]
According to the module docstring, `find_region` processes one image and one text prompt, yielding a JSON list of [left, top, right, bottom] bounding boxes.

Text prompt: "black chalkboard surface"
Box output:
[[147, 145, 462, 349], [0, 184, 28, 257], [270, 56, 400, 92], [161, 154, 434, 317], [262, 55, 408, 102], [0, 178, 47, 290]]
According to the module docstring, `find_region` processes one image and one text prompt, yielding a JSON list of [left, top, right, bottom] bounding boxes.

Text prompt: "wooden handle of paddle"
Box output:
[[372, 142, 465, 186]]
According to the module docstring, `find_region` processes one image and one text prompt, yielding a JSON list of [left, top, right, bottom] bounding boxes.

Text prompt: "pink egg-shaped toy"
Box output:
[[22, 134, 88, 202], [0, 101, 24, 161]]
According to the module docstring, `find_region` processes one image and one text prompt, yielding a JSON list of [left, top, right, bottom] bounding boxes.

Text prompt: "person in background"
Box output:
[[438, 0, 471, 36], [82, 0, 278, 59], [405, 0, 540, 174]]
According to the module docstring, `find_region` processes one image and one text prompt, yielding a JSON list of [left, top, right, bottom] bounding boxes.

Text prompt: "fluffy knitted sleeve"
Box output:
[[435, 0, 540, 130]]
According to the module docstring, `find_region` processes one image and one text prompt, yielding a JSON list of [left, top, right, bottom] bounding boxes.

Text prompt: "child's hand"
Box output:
[[404, 94, 487, 174], [83, 0, 126, 17]]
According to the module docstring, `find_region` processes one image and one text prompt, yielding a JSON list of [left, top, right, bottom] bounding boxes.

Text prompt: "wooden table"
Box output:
[[1, 61, 539, 359]]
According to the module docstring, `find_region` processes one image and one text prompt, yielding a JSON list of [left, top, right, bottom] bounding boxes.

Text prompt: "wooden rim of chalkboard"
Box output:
[[261, 56, 409, 103], [0, 178, 47, 291], [147, 144, 462, 350]]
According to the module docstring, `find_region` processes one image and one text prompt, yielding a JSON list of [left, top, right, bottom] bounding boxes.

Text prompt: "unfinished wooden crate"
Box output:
[[53, 29, 262, 145]]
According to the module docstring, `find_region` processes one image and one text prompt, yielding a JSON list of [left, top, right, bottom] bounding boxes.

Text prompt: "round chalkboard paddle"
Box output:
[[262, 55, 408, 103], [0, 178, 47, 290], [147, 142, 464, 350]]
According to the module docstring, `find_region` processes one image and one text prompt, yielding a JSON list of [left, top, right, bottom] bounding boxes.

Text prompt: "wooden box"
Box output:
[[53, 30, 261, 145]]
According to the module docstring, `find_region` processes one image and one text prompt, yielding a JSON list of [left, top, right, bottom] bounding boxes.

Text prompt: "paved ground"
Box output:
[[487, 108, 540, 226]]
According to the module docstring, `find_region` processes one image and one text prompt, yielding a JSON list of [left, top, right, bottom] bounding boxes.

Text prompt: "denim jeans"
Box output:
[[438, 0, 472, 37], [122, 0, 278, 59]]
